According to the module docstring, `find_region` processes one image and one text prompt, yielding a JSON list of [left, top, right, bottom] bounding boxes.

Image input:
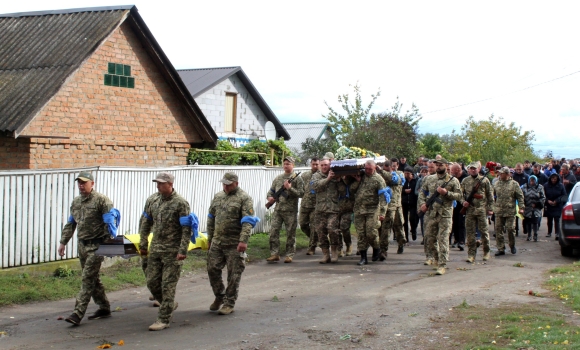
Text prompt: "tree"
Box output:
[[418, 133, 448, 159], [299, 137, 339, 165], [323, 83, 422, 159], [452, 115, 537, 166]]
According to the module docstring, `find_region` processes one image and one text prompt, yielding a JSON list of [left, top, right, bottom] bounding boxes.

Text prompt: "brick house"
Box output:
[[178, 67, 290, 147], [0, 6, 217, 169]]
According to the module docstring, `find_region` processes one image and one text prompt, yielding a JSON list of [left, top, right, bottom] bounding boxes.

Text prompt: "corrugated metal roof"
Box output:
[[0, 8, 128, 133], [282, 122, 332, 152], [178, 67, 291, 141]]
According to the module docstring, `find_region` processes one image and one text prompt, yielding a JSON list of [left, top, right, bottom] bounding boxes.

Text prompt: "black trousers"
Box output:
[[450, 205, 466, 244], [402, 202, 418, 241]]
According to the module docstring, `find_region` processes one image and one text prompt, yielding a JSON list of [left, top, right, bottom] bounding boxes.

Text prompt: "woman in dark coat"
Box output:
[[521, 175, 545, 242], [543, 173, 567, 239]]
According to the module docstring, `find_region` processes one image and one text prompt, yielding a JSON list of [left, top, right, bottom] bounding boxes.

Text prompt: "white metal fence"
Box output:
[[0, 165, 303, 269]]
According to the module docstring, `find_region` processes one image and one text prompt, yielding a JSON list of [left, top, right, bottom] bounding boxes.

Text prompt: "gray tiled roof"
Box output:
[[178, 67, 290, 140], [0, 7, 129, 133], [282, 122, 332, 152]]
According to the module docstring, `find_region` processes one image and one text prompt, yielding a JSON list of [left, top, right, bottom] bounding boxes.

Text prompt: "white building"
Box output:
[[178, 67, 290, 147]]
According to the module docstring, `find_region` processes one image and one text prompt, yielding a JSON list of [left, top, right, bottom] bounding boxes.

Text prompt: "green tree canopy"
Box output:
[[188, 139, 295, 166], [323, 83, 422, 159], [452, 115, 538, 166], [299, 137, 339, 165]]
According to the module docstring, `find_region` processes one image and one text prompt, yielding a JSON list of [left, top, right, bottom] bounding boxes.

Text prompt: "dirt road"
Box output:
[[0, 225, 574, 349]]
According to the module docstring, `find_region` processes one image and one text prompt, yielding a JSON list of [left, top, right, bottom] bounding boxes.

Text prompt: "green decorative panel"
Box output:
[[104, 62, 135, 88]]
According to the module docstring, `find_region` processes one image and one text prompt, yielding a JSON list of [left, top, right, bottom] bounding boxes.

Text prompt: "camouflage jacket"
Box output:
[[418, 173, 462, 218], [208, 187, 255, 246], [338, 177, 355, 213], [460, 175, 494, 214], [139, 190, 191, 255], [493, 179, 525, 217], [376, 168, 403, 208], [350, 172, 388, 216], [60, 190, 113, 245], [299, 170, 317, 209], [267, 172, 304, 212], [311, 171, 341, 213]]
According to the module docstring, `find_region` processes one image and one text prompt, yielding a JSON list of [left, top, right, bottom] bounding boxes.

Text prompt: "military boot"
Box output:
[[306, 247, 315, 255], [379, 251, 387, 261], [466, 256, 475, 263], [338, 248, 345, 258], [330, 245, 339, 263], [371, 247, 381, 262], [345, 245, 353, 256], [436, 267, 446, 275], [424, 258, 433, 265], [357, 250, 368, 265], [319, 248, 331, 264], [209, 297, 224, 311], [266, 255, 280, 262]]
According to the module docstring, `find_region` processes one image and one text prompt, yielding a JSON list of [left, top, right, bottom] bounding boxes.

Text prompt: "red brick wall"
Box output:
[[4, 20, 203, 170], [0, 136, 31, 169]]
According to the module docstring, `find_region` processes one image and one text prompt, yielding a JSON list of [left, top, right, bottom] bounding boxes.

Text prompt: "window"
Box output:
[[224, 93, 237, 132], [104, 62, 135, 88]]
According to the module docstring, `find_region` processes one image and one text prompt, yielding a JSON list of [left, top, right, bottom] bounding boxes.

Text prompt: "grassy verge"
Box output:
[[0, 230, 309, 307], [431, 262, 580, 349]]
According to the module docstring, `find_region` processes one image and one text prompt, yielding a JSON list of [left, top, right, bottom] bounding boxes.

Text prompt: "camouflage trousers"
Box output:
[[380, 206, 406, 251], [466, 212, 490, 257], [423, 212, 436, 259], [207, 244, 245, 307], [495, 216, 516, 252], [426, 214, 452, 268], [315, 211, 340, 249], [299, 206, 318, 249], [146, 252, 183, 323], [355, 212, 380, 251], [73, 241, 110, 319], [269, 210, 298, 258], [338, 211, 353, 250]]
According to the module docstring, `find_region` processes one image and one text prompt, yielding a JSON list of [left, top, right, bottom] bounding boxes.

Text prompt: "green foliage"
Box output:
[[53, 265, 75, 278], [188, 138, 296, 166], [451, 115, 538, 166], [299, 136, 339, 164], [323, 83, 422, 159]]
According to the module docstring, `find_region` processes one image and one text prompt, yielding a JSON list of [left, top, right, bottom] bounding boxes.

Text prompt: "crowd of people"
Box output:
[[55, 155, 578, 331], [266, 154, 579, 276]]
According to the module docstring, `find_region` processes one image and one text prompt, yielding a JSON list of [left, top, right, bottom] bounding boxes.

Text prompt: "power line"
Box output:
[[422, 69, 580, 115]]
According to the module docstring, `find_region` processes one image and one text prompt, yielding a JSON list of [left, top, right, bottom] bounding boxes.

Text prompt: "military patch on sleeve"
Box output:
[[249, 209, 254, 215]]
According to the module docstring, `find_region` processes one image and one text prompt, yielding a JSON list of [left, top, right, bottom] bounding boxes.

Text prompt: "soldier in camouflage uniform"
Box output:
[[139, 172, 191, 331], [59, 171, 113, 326], [138, 193, 162, 307], [418, 159, 463, 275], [420, 161, 438, 264], [350, 160, 388, 265], [311, 158, 342, 263], [493, 167, 525, 256], [266, 157, 304, 263], [376, 158, 406, 259], [337, 176, 355, 256], [299, 157, 320, 255], [460, 162, 494, 263], [207, 172, 256, 315]]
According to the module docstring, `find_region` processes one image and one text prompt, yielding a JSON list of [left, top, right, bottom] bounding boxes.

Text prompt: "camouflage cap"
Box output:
[[498, 166, 511, 175], [75, 171, 94, 182], [467, 161, 481, 169], [219, 172, 238, 185], [283, 156, 295, 164], [323, 152, 334, 160], [152, 172, 174, 183], [433, 158, 450, 165]]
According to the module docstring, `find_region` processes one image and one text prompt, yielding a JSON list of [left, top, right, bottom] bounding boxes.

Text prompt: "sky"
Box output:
[[4, 1, 579, 158]]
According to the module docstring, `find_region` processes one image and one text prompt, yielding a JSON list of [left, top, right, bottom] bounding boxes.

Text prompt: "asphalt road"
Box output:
[[0, 223, 575, 349]]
